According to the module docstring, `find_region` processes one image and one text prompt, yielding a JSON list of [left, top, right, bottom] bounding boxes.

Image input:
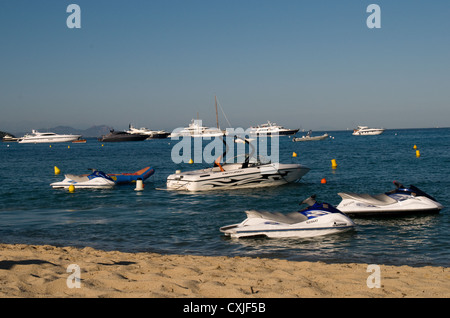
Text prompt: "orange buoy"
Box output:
[[321, 178, 327, 184]]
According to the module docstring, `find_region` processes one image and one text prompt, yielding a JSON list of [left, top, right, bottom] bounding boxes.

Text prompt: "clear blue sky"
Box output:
[[1, 0, 449, 133]]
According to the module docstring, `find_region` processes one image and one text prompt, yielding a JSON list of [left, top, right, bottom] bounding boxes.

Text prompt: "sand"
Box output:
[[0, 243, 448, 298]]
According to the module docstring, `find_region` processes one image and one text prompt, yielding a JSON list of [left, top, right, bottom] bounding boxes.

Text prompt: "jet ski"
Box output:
[[220, 195, 355, 238], [337, 181, 444, 217], [50, 169, 115, 189]]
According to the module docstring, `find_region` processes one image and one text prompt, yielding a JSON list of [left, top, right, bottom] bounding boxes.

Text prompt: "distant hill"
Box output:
[[13, 125, 114, 138]]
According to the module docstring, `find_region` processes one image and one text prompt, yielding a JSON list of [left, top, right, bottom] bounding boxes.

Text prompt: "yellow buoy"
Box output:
[[68, 185, 75, 193], [189, 159, 194, 164], [416, 150, 421, 157], [413, 145, 417, 150], [68, 145, 70, 149], [292, 152, 297, 157], [331, 159, 337, 169], [54, 166, 61, 175]]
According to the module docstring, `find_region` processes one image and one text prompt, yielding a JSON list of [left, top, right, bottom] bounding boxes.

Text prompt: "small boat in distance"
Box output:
[[127, 124, 170, 139], [2, 134, 19, 142], [352, 126, 384, 136], [292, 130, 329, 142], [98, 130, 148, 142], [18, 130, 81, 143], [169, 119, 226, 138], [248, 121, 299, 136]]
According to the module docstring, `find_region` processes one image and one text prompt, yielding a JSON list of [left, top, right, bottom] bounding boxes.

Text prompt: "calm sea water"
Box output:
[[1, 128, 449, 267]]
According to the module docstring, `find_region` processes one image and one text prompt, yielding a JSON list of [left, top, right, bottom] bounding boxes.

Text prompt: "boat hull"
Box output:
[[220, 212, 354, 238], [337, 193, 443, 217], [50, 176, 115, 189], [166, 163, 309, 191], [19, 135, 81, 143]]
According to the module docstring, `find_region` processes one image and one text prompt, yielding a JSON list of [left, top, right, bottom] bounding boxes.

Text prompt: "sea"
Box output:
[[1, 128, 449, 267]]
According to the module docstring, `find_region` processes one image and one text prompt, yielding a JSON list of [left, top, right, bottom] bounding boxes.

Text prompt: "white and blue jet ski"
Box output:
[[220, 195, 355, 238], [337, 181, 444, 217], [51, 169, 115, 189]]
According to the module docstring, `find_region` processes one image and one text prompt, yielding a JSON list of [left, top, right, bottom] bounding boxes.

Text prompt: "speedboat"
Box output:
[[220, 195, 355, 238], [18, 130, 82, 143], [292, 130, 329, 142], [50, 170, 115, 189], [352, 126, 384, 136], [337, 181, 444, 217], [98, 130, 148, 142], [50, 166, 155, 188], [248, 121, 299, 136], [166, 137, 309, 191]]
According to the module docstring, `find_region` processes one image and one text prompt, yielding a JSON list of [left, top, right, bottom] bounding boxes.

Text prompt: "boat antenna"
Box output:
[[215, 96, 232, 128], [215, 95, 219, 129]]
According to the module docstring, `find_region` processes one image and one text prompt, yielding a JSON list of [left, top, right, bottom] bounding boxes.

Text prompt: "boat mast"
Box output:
[[215, 95, 219, 129]]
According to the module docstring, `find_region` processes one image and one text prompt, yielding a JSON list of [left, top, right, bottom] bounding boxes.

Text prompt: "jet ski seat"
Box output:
[[64, 174, 89, 182], [338, 193, 397, 206], [245, 210, 308, 225]]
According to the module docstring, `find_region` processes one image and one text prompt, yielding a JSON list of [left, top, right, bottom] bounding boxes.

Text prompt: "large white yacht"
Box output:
[[18, 130, 82, 143], [248, 121, 299, 136], [170, 119, 227, 138], [352, 126, 385, 136], [127, 124, 170, 139]]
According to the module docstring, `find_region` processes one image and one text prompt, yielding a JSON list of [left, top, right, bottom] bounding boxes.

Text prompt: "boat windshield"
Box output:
[[223, 154, 271, 167]]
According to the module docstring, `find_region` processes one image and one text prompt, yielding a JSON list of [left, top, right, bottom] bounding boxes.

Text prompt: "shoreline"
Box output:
[[0, 243, 448, 298]]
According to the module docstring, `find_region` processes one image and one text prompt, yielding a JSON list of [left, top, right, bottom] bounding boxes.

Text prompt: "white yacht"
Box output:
[[170, 119, 227, 138], [127, 124, 170, 139], [248, 121, 299, 136], [18, 130, 82, 143], [352, 126, 384, 136]]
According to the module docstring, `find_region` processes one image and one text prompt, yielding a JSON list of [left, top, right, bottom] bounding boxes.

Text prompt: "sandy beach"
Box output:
[[0, 243, 448, 298]]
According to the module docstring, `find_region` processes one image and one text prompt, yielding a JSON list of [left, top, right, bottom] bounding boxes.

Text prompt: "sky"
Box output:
[[1, 0, 449, 133]]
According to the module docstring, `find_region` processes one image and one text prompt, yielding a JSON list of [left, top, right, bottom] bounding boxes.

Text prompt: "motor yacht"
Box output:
[[170, 119, 227, 138], [98, 130, 148, 142], [293, 130, 329, 142], [18, 130, 81, 143], [127, 124, 170, 139], [352, 126, 384, 135], [248, 121, 299, 136]]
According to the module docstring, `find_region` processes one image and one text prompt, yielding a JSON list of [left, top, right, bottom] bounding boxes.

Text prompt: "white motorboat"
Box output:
[[51, 170, 115, 189], [220, 195, 355, 238], [170, 119, 226, 138], [248, 121, 299, 136], [293, 130, 329, 142], [337, 181, 443, 217], [127, 124, 170, 139], [18, 130, 82, 143], [352, 126, 384, 136], [2, 134, 19, 142], [166, 137, 310, 191]]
